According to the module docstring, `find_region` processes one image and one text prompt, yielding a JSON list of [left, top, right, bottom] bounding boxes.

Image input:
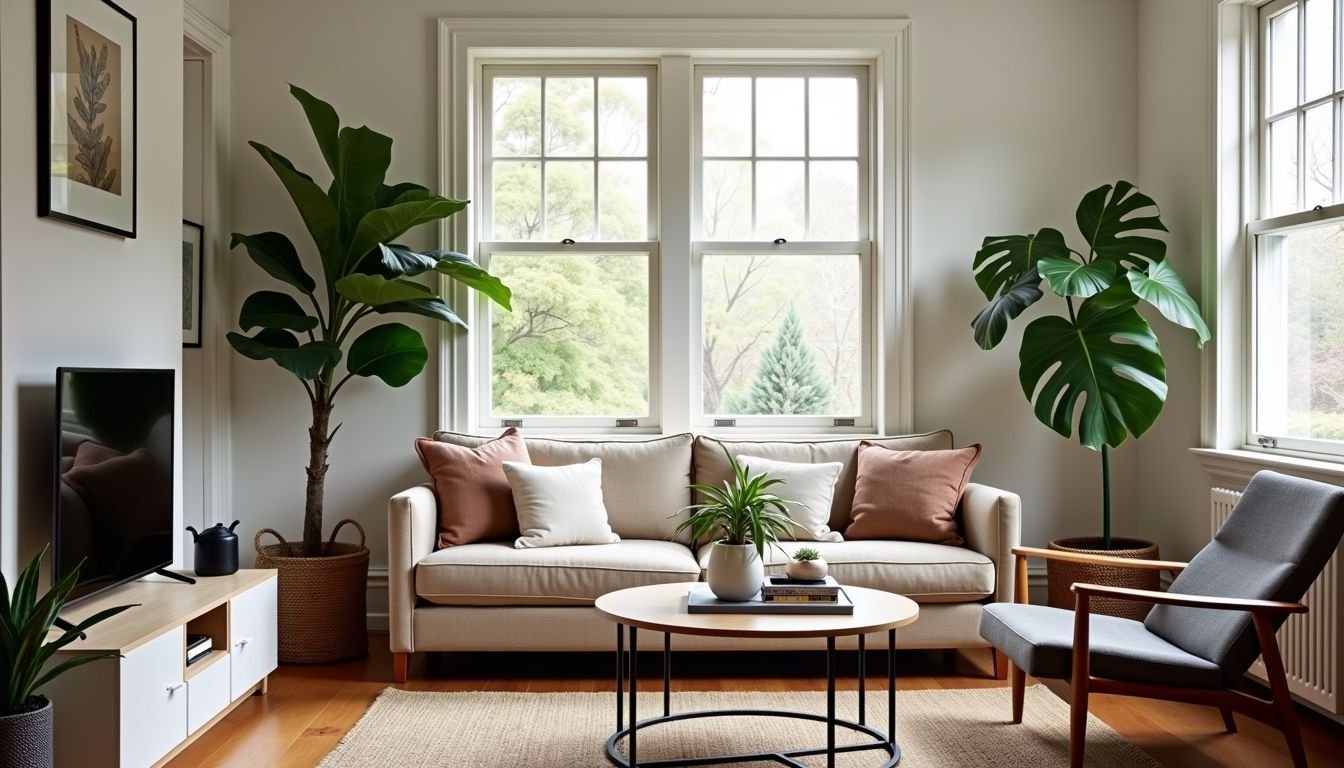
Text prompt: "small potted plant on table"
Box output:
[[787, 547, 828, 581]]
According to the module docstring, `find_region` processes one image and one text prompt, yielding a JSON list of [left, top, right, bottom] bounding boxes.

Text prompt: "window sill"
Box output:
[[1189, 447, 1344, 489]]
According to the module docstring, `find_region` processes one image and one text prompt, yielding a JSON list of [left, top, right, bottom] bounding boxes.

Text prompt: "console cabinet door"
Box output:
[[119, 626, 187, 767], [230, 576, 277, 698]]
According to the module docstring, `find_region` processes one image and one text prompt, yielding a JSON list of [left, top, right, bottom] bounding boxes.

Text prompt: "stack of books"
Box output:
[[686, 577, 854, 615], [760, 575, 842, 604], [186, 634, 213, 666]]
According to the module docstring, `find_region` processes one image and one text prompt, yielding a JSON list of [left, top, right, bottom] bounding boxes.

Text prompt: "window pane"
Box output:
[[702, 77, 752, 156], [809, 77, 859, 156], [1255, 222, 1344, 444], [545, 161, 595, 240], [598, 78, 647, 157], [809, 161, 859, 240], [1305, 103, 1333, 208], [1269, 6, 1299, 115], [490, 252, 650, 416], [1305, 0, 1333, 101], [492, 77, 541, 157], [491, 161, 541, 240], [755, 78, 804, 156], [544, 78, 594, 157], [756, 161, 805, 240], [598, 161, 647, 240], [1270, 115, 1300, 216], [702, 160, 752, 239], [701, 253, 862, 415]]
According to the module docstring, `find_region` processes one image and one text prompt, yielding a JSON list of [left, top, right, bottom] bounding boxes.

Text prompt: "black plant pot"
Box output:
[[0, 696, 53, 768]]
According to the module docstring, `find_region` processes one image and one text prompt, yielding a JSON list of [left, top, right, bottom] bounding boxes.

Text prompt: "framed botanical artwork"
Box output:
[[38, 0, 137, 238], [182, 220, 204, 348]]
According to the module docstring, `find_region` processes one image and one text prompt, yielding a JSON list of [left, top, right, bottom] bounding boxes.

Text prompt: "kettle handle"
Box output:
[[228, 520, 241, 531], [185, 526, 199, 542]]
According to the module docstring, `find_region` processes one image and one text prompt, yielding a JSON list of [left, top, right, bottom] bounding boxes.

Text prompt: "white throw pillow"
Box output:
[[737, 455, 844, 542], [503, 458, 620, 548]]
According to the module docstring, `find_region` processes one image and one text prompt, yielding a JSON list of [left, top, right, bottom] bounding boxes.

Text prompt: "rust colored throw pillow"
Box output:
[[415, 428, 531, 547], [845, 442, 983, 546]]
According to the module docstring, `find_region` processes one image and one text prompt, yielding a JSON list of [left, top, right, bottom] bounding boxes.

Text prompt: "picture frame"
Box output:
[[37, 0, 137, 238], [182, 220, 204, 348]]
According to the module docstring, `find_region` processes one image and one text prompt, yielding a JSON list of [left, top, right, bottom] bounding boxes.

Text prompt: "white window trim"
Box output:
[[438, 17, 911, 437]]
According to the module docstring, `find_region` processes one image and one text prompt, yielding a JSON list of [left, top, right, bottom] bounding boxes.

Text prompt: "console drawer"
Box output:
[[119, 626, 187, 767], [230, 575, 277, 698], [187, 652, 230, 734]]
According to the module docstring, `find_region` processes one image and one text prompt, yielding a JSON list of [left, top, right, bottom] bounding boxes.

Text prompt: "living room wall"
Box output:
[[226, 0, 1147, 619], [0, 0, 185, 580]]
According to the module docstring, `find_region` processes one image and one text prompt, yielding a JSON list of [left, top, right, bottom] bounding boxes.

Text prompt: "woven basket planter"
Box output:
[[0, 697, 52, 768], [1046, 536, 1160, 621], [255, 519, 369, 664]]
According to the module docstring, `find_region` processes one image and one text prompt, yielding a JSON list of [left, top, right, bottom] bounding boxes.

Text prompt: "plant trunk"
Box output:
[[303, 398, 333, 557], [1101, 443, 1111, 551]]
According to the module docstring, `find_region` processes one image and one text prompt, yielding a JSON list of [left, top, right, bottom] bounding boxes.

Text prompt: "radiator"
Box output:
[[1211, 487, 1341, 714]]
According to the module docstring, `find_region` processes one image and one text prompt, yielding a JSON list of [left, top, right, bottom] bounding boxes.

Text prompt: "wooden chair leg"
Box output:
[[1253, 614, 1307, 768], [1070, 592, 1092, 768], [1219, 706, 1237, 734], [991, 648, 1008, 680], [392, 652, 410, 684], [1010, 663, 1025, 724]]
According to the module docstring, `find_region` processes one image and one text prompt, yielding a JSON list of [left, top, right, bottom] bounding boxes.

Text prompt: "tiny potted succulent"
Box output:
[[0, 547, 135, 768], [787, 547, 828, 581], [675, 449, 797, 601]]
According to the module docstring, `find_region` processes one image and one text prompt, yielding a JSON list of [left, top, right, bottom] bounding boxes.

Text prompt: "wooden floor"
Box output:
[[170, 632, 1344, 767]]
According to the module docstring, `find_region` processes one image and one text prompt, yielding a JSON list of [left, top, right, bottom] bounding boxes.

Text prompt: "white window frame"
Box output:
[[439, 18, 911, 436]]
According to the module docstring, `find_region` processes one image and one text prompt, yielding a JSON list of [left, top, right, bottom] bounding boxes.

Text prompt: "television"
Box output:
[[53, 367, 175, 603]]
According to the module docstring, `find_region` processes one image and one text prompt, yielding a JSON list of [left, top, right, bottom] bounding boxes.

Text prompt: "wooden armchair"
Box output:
[[979, 470, 1344, 768]]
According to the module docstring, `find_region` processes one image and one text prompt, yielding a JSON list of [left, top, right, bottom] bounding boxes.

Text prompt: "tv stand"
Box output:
[[154, 568, 197, 585]]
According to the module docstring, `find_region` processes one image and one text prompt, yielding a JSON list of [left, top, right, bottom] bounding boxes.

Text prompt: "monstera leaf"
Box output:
[[1126, 259, 1211, 347], [1076, 181, 1168, 270], [1018, 282, 1167, 450], [972, 228, 1070, 300], [972, 268, 1043, 350], [1037, 256, 1116, 298]]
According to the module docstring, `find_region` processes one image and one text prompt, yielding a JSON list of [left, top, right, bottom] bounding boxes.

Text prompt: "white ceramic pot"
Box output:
[[786, 557, 828, 581], [707, 542, 764, 601]]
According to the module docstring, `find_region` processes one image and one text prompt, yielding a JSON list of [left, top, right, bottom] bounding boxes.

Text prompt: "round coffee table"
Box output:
[[594, 582, 920, 768]]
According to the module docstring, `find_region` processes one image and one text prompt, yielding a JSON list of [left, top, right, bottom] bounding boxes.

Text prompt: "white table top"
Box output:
[[594, 582, 920, 639]]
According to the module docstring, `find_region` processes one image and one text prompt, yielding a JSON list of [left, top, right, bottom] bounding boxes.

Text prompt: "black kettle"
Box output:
[[188, 521, 240, 577]]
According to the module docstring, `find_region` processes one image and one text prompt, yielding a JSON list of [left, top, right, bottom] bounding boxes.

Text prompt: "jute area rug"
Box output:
[[318, 685, 1161, 767]]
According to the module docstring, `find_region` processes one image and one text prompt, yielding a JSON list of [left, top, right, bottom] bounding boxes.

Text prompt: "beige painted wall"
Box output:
[[0, 0, 184, 579], [225, 0, 1148, 592]]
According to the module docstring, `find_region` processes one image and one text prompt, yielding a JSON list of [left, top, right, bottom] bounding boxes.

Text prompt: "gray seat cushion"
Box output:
[[980, 603, 1224, 689]]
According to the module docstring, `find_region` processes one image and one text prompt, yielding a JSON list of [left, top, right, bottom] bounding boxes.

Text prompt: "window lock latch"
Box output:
[[561, 238, 576, 245], [772, 238, 787, 245], [1257, 436, 1279, 449]]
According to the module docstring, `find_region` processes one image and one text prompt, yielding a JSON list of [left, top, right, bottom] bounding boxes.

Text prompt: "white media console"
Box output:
[[43, 570, 278, 767]]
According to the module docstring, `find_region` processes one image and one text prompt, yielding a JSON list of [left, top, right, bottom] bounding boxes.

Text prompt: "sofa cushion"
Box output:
[[695, 539, 994, 603], [846, 443, 982, 545], [504, 459, 620, 548], [416, 539, 701, 607], [434, 431, 693, 541], [416, 429, 530, 547], [693, 432, 954, 531], [738, 454, 844, 542]]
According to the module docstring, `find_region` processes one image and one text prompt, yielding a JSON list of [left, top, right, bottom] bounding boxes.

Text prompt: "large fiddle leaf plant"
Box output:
[[228, 85, 511, 557], [970, 181, 1209, 549]]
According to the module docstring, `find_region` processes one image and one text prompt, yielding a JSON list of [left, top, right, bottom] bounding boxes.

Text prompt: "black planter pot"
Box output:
[[0, 696, 53, 768]]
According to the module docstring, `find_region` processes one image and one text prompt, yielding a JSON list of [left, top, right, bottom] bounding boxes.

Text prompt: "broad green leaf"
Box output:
[[375, 297, 467, 327], [971, 268, 1044, 350], [1127, 259, 1211, 348], [335, 273, 433, 306], [332, 125, 393, 241], [249, 141, 343, 276], [359, 244, 441, 278], [345, 197, 468, 272], [227, 330, 341, 381], [345, 323, 428, 386], [230, 232, 316, 294], [239, 291, 318, 333], [1037, 256, 1116, 298], [288, 85, 340, 176], [1076, 180, 1168, 270], [433, 252, 512, 310], [1018, 281, 1167, 450], [375, 182, 429, 208], [972, 228, 1069, 301]]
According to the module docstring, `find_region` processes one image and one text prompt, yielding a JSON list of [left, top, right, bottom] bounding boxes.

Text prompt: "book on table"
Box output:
[[686, 582, 855, 615], [760, 575, 841, 602]]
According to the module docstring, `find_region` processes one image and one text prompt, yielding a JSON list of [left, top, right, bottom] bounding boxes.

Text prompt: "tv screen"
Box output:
[[54, 367, 174, 603]]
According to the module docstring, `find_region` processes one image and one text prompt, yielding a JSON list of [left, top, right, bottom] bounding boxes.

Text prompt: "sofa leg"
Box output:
[[1011, 663, 1025, 724], [392, 652, 410, 684], [991, 648, 1008, 680]]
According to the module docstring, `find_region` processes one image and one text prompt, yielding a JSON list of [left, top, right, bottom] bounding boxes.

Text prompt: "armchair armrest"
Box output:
[[961, 483, 1022, 604], [1071, 582, 1307, 615], [388, 484, 438, 653], [1012, 545, 1188, 574]]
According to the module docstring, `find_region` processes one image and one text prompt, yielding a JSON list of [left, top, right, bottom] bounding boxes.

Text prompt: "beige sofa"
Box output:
[[388, 430, 1021, 680]]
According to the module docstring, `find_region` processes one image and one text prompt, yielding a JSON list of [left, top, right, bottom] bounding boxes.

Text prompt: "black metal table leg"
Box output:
[[888, 628, 896, 749], [858, 633, 867, 725], [663, 632, 671, 717], [827, 636, 836, 768], [629, 625, 638, 767], [617, 623, 624, 732]]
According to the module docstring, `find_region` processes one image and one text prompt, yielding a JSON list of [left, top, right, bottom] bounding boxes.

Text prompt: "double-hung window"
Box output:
[[1250, 0, 1344, 456]]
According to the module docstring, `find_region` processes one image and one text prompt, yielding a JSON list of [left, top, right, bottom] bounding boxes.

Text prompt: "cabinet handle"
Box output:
[[166, 683, 185, 694], [235, 638, 250, 648]]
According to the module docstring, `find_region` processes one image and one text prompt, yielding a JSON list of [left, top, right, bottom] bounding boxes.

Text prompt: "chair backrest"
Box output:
[[1145, 470, 1344, 684]]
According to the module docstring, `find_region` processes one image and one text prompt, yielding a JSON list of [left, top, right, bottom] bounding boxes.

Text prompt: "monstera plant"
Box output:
[[229, 85, 512, 560], [970, 181, 1209, 554]]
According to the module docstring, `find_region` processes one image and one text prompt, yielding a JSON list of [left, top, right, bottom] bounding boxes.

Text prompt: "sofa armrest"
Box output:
[[960, 483, 1022, 604], [388, 483, 437, 653]]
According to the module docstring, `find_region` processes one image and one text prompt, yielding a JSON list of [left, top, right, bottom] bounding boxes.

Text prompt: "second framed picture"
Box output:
[[38, 0, 138, 237], [182, 220, 204, 348]]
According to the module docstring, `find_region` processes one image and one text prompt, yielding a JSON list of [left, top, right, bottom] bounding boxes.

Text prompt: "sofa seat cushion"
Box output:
[[696, 540, 994, 603], [417, 539, 701, 607]]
